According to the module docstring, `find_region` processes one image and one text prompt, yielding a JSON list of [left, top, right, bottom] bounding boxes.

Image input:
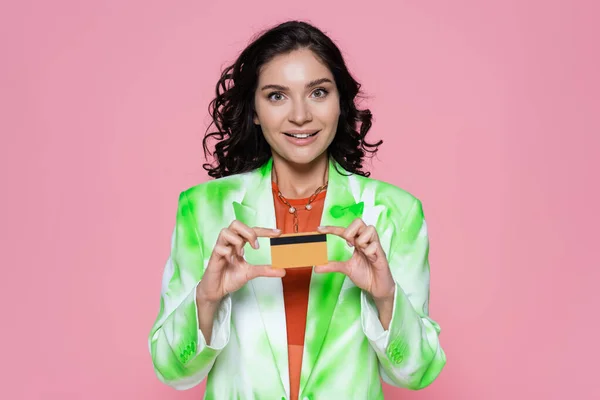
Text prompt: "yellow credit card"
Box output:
[[270, 231, 328, 269]]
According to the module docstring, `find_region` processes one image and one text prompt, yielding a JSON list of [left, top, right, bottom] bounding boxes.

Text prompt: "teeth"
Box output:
[[285, 131, 318, 138]]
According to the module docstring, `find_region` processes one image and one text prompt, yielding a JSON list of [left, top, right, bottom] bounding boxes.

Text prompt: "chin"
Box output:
[[280, 150, 327, 166]]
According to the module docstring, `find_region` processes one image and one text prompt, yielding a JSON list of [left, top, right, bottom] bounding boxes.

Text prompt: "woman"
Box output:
[[149, 20, 446, 399]]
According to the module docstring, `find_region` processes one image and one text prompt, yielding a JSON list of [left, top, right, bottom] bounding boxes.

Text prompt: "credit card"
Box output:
[[270, 231, 328, 269]]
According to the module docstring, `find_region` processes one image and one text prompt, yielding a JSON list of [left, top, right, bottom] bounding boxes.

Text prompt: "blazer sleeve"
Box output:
[[360, 197, 446, 389], [148, 191, 232, 390]]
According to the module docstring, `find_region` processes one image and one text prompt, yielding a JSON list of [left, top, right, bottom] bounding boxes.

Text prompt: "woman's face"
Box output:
[[253, 48, 340, 166]]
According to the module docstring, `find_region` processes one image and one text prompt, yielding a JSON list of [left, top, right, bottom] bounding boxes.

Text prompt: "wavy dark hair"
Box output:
[[202, 20, 382, 178]]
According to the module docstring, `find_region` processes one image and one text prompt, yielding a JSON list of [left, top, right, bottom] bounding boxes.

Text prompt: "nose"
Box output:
[[288, 98, 313, 125]]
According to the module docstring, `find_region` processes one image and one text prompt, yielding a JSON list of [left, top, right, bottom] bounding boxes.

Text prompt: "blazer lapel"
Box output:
[[300, 157, 364, 394], [232, 158, 290, 396]]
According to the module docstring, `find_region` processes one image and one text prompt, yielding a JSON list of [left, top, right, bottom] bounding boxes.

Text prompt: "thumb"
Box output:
[[247, 264, 286, 280], [314, 261, 346, 274]]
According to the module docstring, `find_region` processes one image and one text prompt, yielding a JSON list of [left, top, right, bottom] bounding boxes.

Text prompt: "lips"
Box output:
[[283, 130, 320, 139], [282, 130, 321, 146]]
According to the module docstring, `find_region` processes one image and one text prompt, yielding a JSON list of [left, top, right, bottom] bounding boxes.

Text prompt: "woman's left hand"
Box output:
[[315, 219, 396, 303]]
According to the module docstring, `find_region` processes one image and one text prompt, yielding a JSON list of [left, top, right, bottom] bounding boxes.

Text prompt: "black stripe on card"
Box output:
[[270, 234, 327, 246]]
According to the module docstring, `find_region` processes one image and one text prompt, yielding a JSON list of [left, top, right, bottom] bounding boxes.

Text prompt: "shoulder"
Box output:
[[350, 174, 426, 239], [177, 170, 254, 210], [182, 173, 247, 199]]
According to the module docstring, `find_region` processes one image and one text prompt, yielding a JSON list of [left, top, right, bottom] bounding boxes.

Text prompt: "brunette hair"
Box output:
[[202, 20, 382, 178]]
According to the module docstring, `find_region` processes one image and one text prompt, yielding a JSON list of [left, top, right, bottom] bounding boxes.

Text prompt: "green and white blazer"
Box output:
[[148, 157, 446, 399]]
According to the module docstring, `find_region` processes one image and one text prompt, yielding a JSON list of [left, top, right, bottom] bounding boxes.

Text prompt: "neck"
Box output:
[[271, 152, 329, 199]]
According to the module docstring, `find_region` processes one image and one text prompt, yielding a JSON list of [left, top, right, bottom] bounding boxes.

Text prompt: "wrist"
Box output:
[[371, 278, 396, 304], [372, 284, 395, 308], [373, 295, 394, 311], [196, 283, 223, 308], [371, 285, 395, 331]]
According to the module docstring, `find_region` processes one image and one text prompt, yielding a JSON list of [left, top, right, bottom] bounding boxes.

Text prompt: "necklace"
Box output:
[[273, 165, 328, 233]]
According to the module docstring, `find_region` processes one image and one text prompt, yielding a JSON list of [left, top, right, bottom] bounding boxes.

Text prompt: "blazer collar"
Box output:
[[231, 156, 364, 231], [231, 156, 364, 397]]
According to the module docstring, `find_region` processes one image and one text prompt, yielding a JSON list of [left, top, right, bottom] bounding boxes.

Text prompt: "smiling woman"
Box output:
[[148, 20, 446, 400], [201, 22, 381, 184], [253, 49, 341, 170]]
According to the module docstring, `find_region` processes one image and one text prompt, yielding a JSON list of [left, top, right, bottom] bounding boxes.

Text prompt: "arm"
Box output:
[[360, 198, 446, 389], [148, 191, 232, 390]]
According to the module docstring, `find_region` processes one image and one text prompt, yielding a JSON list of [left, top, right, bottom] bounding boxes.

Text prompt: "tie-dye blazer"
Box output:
[[148, 157, 446, 399]]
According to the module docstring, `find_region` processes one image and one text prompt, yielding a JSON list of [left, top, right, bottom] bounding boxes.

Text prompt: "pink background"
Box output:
[[2, 0, 598, 399]]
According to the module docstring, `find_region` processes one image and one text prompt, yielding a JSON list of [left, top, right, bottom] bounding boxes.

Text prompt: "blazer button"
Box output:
[[387, 343, 404, 364], [392, 350, 403, 364]]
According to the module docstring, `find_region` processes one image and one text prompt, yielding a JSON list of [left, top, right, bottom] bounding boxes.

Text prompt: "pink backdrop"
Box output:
[[2, 1, 598, 398]]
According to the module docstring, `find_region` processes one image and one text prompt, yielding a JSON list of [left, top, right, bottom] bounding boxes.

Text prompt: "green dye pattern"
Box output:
[[148, 156, 446, 398]]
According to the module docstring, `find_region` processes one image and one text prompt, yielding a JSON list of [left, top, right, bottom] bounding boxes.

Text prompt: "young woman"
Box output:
[[149, 20, 446, 400]]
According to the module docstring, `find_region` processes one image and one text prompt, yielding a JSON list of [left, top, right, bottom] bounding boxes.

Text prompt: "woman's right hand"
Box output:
[[196, 220, 285, 305]]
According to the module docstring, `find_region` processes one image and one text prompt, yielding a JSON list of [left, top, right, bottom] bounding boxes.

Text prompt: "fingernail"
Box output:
[[255, 239, 259, 249], [317, 226, 324, 230], [273, 228, 281, 233], [240, 247, 245, 256], [347, 241, 353, 247]]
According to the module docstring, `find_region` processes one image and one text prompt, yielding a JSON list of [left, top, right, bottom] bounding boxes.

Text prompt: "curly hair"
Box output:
[[202, 20, 382, 178]]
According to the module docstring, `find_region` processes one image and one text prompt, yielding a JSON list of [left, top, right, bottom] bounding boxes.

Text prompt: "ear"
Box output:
[[253, 112, 259, 125]]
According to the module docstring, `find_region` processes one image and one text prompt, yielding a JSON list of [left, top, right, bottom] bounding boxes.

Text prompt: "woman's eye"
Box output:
[[312, 88, 329, 98], [268, 92, 284, 101]]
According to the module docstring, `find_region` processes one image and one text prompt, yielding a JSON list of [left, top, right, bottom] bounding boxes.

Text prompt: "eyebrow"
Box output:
[[260, 78, 334, 91]]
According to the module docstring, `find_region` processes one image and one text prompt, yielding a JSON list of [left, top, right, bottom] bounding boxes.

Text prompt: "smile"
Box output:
[[283, 131, 320, 139]]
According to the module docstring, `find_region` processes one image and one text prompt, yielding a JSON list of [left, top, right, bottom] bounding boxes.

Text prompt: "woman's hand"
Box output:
[[196, 220, 284, 305], [315, 219, 396, 328]]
